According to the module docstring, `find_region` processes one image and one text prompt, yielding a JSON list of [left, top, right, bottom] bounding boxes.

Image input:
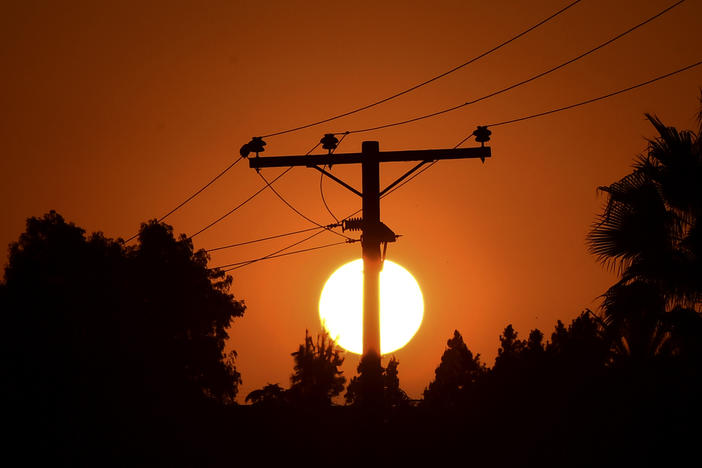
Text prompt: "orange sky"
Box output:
[[2, 0, 701, 401]]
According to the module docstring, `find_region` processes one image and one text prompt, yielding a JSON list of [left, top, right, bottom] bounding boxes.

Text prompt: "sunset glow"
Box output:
[[318, 259, 424, 355]]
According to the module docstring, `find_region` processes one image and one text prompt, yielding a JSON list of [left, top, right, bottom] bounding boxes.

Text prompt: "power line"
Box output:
[[378, 134, 478, 201], [486, 59, 702, 128], [320, 170, 340, 224], [187, 141, 323, 240], [257, 170, 354, 240], [188, 166, 293, 240], [319, 133, 349, 224], [258, 0, 583, 138], [205, 225, 337, 252], [122, 156, 244, 244], [385, 57, 702, 200], [245, 57, 701, 243], [158, 157, 244, 223], [211, 228, 326, 270], [220, 240, 354, 272], [336, 0, 686, 136]]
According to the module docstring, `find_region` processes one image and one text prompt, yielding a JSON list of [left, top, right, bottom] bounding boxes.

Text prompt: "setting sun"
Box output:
[[318, 259, 424, 355]]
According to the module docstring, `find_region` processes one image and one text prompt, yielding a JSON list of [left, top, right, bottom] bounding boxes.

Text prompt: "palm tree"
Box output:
[[588, 94, 702, 359]]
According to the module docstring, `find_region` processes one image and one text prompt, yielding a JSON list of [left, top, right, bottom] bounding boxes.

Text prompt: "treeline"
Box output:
[[1, 213, 245, 466], [2, 102, 701, 465]]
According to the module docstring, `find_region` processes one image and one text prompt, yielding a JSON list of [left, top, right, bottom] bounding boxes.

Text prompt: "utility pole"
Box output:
[[242, 132, 491, 391]]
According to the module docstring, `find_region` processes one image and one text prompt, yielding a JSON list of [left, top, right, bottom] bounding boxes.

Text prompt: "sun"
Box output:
[[319, 259, 424, 355]]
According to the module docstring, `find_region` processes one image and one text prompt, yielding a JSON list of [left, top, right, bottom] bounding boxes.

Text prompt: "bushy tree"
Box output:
[[288, 330, 345, 407], [423, 330, 486, 409], [383, 356, 409, 408], [1, 212, 245, 463], [547, 311, 609, 374], [345, 354, 408, 408], [245, 383, 287, 407]]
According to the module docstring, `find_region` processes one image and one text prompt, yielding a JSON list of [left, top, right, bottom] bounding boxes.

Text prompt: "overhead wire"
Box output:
[[211, 225, 360, 272], [375, 134, 477, 202], [205, 225, 335, 252], [187, 141, 322, 240], [257, 170, 353, 240], [319, 132, 349, 224], [211, 228, 327, 270], [381, 57, 702, 199], [485, 59, 702, 128], [188, 166, 293, 240], [122, 156, 244, 244], [220, 240, 353, 272], [202, 1, 694, 270], [333, 0, 687, 136], [258, 0, 583, 138], [219, 57, 702, 263]]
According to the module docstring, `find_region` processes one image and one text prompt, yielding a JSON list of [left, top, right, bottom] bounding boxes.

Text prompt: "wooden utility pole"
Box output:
[[246, 137, 491, 360]]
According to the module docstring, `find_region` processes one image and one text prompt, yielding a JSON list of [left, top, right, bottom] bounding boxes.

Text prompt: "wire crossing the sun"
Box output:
[[330, 0, 687, 136], [257, 0, 583, 139], [319, 132, 349, 224]]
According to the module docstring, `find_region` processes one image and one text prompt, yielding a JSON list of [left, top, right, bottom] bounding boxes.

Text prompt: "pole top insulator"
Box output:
[[240, 137, 267, 158], [473, 126, 491, 147], [320, 133, 339, 153]]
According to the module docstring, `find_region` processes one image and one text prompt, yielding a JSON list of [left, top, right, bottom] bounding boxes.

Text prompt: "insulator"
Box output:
[[240, 137, 266, 158], [342, 217, 363, 232], [320, 133, 339, 152], [248, 137, 266, 154], [473, 126, 492, 144]]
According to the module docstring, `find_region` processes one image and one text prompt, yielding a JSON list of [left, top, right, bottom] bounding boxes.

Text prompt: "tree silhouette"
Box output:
[[345, 354, 408, 408], [588, 98, 702, 363], [492, 324, 526, 373], [344, 351, 384, 408], [1, 212, 245, 464], [287, 330, 345, 407], [588, 108, 702, 306], [245, 383, 288, 407], [547, 311, 610, 374], [422, 330, 486, 409], [383, 356, 409, 408]]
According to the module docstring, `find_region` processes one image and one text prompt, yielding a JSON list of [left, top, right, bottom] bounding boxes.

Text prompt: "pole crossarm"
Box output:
[[247, 146, 491, 169], [380, 160, 430, 197], [245, 140, 492, 369], [311, 165, 362, 197]]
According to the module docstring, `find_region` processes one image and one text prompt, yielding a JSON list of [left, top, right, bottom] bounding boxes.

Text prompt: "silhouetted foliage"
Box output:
[[287, 330, 345, 407], [344, 350, 384, 408], [5, 97, 702, 466], [345, 354, 408, 409], [588, 108, 702, 306], [589, 101, 702, 372], [1, 212, 245, 465], [245, 383, 288, 407], [547, 311, 610, 375], [422, 330, 486, 409], [383, 356, 409, 407]]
